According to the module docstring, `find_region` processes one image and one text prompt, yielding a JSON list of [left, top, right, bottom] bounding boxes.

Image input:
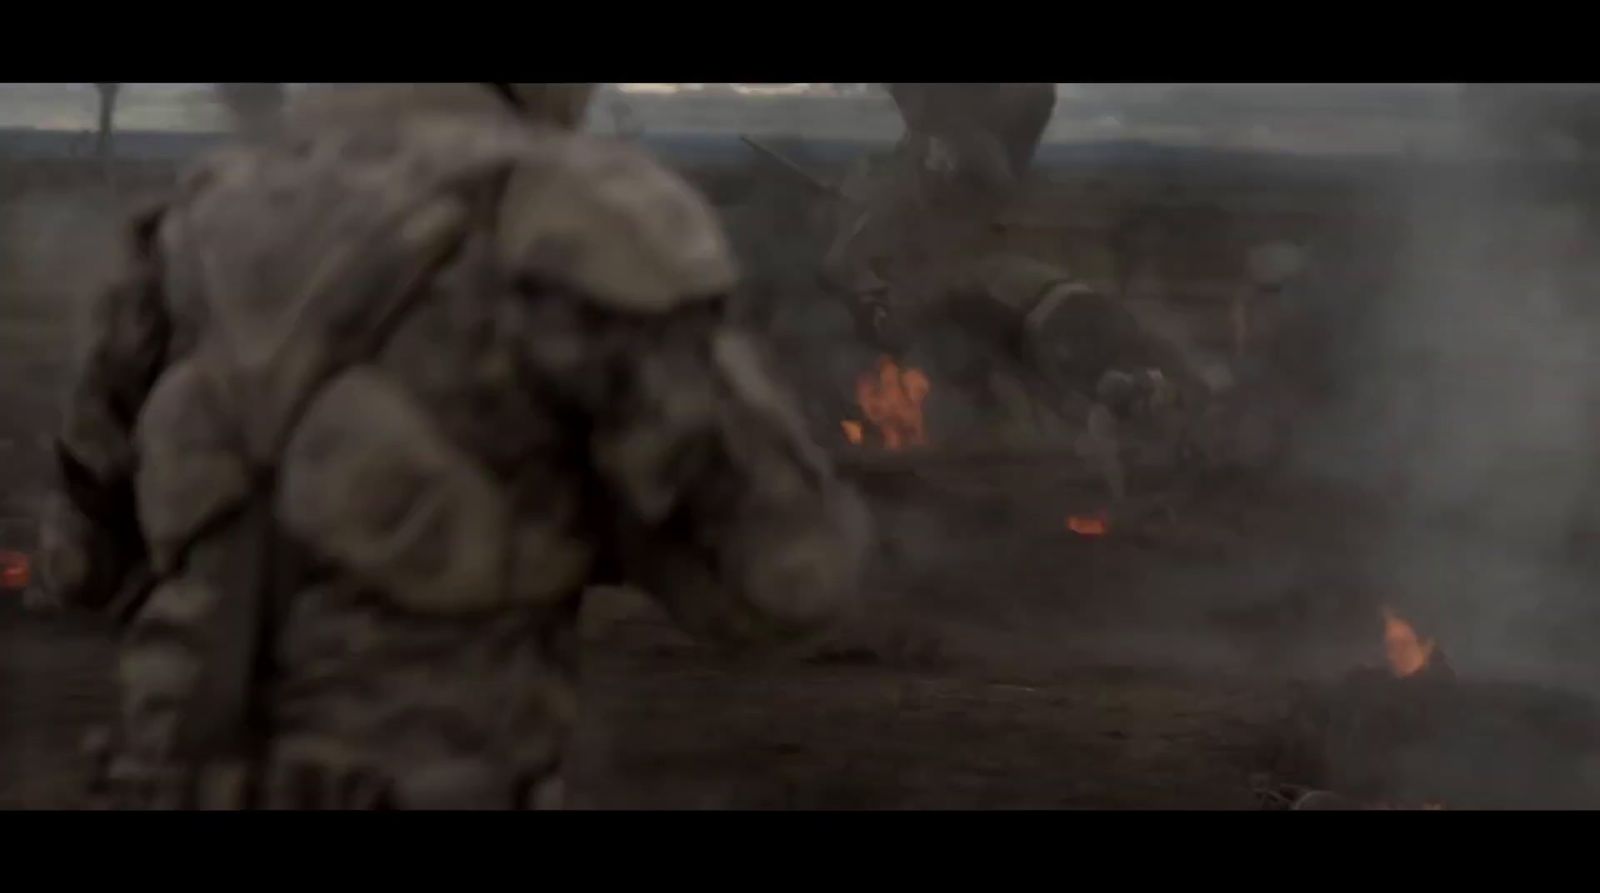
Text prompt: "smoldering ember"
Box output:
[[6, 83, 1600, 810]]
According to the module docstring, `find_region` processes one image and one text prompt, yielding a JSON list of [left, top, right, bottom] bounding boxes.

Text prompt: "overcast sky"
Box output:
[[0, 83, 1482, 157]]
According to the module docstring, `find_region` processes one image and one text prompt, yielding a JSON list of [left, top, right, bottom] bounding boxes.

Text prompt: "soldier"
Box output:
[[820, 82, 1057, 333], [32, 83, 871, 809], [815, 84, 1218, 494]]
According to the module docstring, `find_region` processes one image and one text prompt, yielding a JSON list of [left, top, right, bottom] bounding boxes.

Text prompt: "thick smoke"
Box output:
[[1295, 87, 1600, 692]]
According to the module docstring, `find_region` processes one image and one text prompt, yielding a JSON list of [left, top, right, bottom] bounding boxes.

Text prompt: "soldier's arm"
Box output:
[[496, 136, 870, 648], [36, 208, 169, 615], [1115, 305, 1234, 401], [590, 307, 872, 649]]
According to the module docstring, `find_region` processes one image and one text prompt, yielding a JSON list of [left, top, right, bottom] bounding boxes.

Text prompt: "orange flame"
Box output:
[[853, 355, 930, 450], [840, 420, 865, 445], [1382, 606, 1435, 678], [1067, 514, 1109, 537], [0, 550, 30, 590]]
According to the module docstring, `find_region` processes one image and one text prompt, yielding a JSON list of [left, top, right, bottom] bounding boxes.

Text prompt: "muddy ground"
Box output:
[[0, 446, 1383, 809], [0, 601, 1288, 810], [0, 522, 1307, 811]]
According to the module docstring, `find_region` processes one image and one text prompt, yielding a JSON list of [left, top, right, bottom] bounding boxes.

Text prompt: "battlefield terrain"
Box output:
[[6, 98, 1600, 809]]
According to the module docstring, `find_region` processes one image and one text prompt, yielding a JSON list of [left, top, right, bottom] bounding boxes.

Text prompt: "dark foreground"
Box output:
[[7, 458, 1600, 809], [0, 602, 1284, 810], [0, 463, 1381, 811]]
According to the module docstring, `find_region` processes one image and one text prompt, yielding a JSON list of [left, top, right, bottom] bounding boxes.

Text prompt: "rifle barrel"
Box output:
[[738, 135, 839, 198]]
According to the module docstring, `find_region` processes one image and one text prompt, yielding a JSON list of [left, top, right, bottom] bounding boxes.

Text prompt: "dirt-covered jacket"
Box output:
[[37, 85, 869, 808]]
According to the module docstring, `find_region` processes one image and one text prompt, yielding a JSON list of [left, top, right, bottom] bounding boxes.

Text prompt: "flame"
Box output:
[[1382, 606, 1435, 678], [0, 550, 30, 590], [1067, 514, 1109, 537], [852, 355, 930, 450], [841, 420, 864, 445]]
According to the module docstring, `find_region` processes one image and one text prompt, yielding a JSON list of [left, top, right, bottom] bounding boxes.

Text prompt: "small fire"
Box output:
[[1382, 606, 1436, 678], [847, 355, 930, 450], [1067, 514, 1109, 537], [0, 550, 30, 591]]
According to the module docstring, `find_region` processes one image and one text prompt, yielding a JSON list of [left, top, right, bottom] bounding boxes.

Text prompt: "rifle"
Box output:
[[738, 134, 842, 200]]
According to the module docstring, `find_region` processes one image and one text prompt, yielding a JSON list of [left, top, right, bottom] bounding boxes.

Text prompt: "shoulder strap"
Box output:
[[164, 136, 516, 464]]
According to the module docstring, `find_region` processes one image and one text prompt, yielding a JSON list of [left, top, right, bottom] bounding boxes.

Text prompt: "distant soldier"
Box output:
[[820, 83, 1057, 323], [816, 84, 1217, 494], [34, 83, 870, 809]]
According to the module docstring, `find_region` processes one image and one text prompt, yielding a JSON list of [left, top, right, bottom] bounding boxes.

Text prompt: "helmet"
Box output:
[[493, 84, 596, 130]]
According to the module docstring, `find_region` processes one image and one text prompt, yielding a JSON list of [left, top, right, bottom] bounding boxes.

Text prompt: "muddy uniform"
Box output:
[[36, 84, 869, 809]]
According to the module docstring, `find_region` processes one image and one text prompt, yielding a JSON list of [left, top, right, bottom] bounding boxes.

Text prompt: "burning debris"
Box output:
[[1066, 513, 1110, 537], [842, 355, 930, 450], [0, 549, 28, 591], [1260, 604, 1600, 809], [1265, 609, 1458, 800], [1381, 607, 1437, 679]]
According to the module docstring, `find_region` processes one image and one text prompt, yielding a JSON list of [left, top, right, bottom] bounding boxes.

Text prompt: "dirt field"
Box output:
[[573, 643, 1286, 810], [0, 443, 1370, 809], [0, 601, 1289, 810], [0, 534, 1303, 811]]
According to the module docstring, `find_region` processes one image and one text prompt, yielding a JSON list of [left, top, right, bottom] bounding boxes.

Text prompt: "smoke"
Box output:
[[1291, 88, 1600, 692], [701, 86, 1600, 702]]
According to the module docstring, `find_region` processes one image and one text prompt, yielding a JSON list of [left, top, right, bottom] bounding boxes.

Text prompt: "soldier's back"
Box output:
[[122, 87, 745, 808]]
